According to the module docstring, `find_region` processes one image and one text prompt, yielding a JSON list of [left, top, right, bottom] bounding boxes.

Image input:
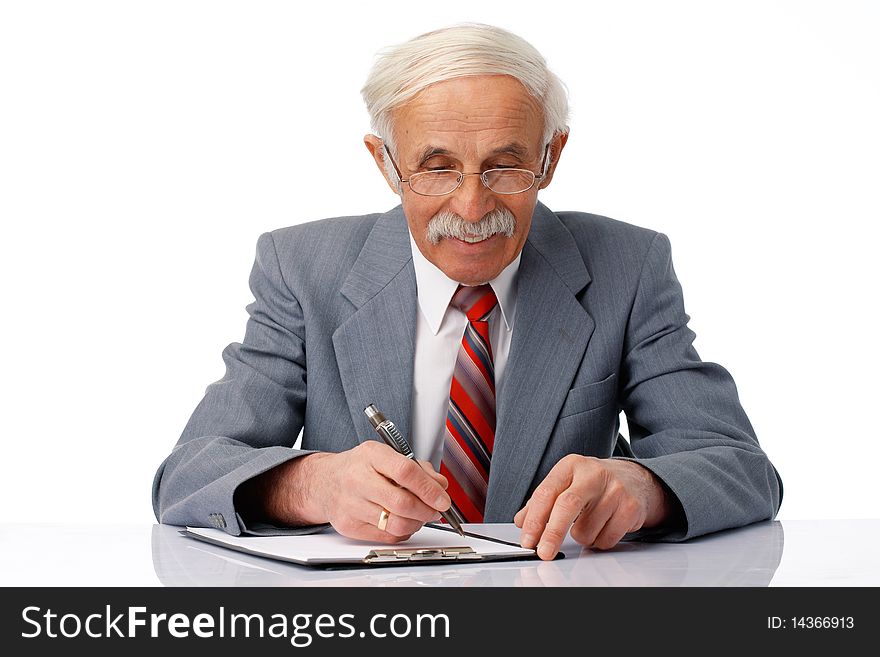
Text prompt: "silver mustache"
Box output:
[[425, 208, 516, 245]]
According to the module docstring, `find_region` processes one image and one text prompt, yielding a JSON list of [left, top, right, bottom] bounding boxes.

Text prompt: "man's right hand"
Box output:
[[235, 441, 451, 542]]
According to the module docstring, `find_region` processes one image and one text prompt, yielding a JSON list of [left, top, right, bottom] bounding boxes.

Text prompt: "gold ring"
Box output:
[[377, 508, 390, 532]]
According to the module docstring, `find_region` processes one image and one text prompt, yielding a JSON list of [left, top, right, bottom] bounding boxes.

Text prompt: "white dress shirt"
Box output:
[[408, 232, 520, 468]]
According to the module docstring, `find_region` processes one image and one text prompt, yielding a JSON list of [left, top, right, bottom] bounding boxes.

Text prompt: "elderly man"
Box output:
[[152, 24, 781, 560]]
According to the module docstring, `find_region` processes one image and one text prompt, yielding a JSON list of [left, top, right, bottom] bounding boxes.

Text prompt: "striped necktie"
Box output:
[[440, 284, 498, 524]]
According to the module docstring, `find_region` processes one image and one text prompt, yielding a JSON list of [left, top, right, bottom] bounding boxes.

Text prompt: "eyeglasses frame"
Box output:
[[382, 142, 552, 196]]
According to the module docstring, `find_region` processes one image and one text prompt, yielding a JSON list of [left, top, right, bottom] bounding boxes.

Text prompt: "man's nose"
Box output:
[[447, 173, 495, 222]]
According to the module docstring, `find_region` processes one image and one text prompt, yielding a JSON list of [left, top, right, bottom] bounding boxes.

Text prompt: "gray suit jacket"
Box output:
[[152, 202, 782, 540]]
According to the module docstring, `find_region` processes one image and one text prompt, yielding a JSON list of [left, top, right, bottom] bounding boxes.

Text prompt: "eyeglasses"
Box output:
[[383, 144, 550, 196]]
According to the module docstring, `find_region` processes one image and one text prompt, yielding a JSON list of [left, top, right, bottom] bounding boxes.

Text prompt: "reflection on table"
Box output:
[[150, 521, 785, 587]]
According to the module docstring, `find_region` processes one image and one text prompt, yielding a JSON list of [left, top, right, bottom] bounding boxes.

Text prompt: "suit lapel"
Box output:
[[333, 206, 417, 445], [485, 203, 595, 521], [331, 202, 595, 521]]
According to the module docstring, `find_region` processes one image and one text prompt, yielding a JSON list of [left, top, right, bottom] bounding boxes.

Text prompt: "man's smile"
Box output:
[[445, 233, 504, 249], [459, 233, 493, 244]]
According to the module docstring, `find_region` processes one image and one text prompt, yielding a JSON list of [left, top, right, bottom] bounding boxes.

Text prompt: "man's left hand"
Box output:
[[513, 455, 673, 560]]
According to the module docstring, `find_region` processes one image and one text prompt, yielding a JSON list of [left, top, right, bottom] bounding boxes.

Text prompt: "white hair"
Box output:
[[362, 23, 570, 160]]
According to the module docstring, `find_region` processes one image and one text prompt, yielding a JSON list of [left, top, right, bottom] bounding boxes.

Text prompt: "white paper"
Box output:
[[184, 525, 534, 564]]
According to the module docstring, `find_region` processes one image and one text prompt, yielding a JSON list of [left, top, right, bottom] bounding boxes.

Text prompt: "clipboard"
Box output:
[[181, 523, 555, 569]]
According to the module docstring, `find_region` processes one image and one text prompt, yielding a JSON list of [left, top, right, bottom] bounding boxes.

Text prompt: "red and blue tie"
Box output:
[[440, 284, 498, 523]]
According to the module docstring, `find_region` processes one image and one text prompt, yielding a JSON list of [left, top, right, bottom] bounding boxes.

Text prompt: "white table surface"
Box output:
[[1, 519, 877, 587]]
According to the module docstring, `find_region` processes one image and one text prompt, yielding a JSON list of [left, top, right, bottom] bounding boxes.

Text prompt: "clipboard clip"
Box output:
[[365, 546, 481, 564]]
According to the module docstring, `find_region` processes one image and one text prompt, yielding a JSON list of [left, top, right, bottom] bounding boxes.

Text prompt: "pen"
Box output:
[[364, 404, 465, 537]]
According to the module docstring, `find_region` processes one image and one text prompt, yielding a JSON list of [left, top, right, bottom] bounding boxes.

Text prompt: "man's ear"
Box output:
[[364, 134, 401, 195], [538, 131, 569, 190]]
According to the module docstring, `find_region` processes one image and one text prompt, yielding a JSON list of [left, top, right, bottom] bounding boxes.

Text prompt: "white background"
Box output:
[[1, 0, 877, 527]]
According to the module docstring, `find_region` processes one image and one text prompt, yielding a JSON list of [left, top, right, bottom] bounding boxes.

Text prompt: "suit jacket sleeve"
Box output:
[[152, 232, 317, 536], [618, 232, 782, 541]]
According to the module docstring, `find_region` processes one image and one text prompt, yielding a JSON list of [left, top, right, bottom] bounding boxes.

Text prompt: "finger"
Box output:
[[342, 520, 416, 544], [373, 452, 451, 513], [373, 496, 428, 539], [514, 499, 533, 529], [535, 486, 589, 560], [590, 519, 628, 551], [365, 484, 440, 525], [418, 460, 449, 490], [379, 509, 427, 539], [367, 479, 443, 524], [591, 497, 644, 550], [337, 499, 426, 541], [517, 460, 577, 549], [513, 504, 527, 528], [569, 495, 616, 548]]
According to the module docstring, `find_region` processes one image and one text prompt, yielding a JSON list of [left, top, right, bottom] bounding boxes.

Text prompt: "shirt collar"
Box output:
[[409, 231, 520, 336]]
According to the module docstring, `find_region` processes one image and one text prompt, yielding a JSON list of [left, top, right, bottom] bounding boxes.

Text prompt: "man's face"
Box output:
[[366, 75, 564, 285]]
